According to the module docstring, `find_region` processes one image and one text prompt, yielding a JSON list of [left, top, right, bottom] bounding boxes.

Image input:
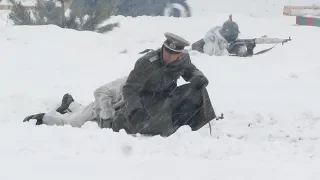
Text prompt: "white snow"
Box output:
[[0, 0, 320, 179]]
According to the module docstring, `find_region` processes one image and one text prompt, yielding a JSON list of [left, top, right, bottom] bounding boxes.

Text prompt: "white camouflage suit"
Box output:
[[42, 76, 128, 127], [203, 26, 247, 56]]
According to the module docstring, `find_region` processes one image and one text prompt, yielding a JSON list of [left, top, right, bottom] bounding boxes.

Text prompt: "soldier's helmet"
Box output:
[[219, 16, 240, 42]]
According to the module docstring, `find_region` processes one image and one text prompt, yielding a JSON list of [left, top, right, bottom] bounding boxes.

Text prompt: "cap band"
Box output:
[[163, 39, 184, 52]]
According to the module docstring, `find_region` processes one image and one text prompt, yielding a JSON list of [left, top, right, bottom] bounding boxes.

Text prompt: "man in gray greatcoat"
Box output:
[[111, 32, 217, 137]]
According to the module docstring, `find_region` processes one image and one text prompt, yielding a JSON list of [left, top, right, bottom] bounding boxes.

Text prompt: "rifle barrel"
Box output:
[[254, 37, 290, 44]]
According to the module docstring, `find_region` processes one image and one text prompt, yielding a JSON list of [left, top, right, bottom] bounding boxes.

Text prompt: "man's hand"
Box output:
[[246, 42, 256, 50], [246, 42, 256, 55], [190, 76, 209, 90]]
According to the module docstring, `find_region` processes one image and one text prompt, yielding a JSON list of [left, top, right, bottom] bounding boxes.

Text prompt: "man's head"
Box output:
[[162, 32, 190, 64], [219, 18, 240, 42]]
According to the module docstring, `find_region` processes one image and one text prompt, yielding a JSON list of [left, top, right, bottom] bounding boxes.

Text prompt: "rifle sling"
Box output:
[[253, 44, 278, 55], [230, 44, 279, 57]]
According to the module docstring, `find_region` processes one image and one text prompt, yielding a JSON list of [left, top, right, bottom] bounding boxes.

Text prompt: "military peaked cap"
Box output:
[[163, 32, 190, 53]]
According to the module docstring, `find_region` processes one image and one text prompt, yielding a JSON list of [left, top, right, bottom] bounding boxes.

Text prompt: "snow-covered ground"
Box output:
[[0, 0, 320, 179]]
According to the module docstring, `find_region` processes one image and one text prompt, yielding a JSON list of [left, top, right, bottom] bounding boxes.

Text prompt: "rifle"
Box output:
[[230, 36, 292, 56], [234, 36, 292, 45]]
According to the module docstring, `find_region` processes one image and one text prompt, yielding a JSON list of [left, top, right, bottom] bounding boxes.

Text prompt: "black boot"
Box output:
[[23, 113, 45, 125], [56, 93, 74, 114]]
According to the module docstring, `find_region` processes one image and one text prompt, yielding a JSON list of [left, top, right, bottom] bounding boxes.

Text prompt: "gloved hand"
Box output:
[[246, 42, 256, 55], [227, 41, 236, 51], [129, 108, 149, 127], [190, 76, 209, 90]]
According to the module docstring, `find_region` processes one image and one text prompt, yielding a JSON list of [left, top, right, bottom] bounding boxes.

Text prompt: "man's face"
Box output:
[[162, 46, 183, 64]]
